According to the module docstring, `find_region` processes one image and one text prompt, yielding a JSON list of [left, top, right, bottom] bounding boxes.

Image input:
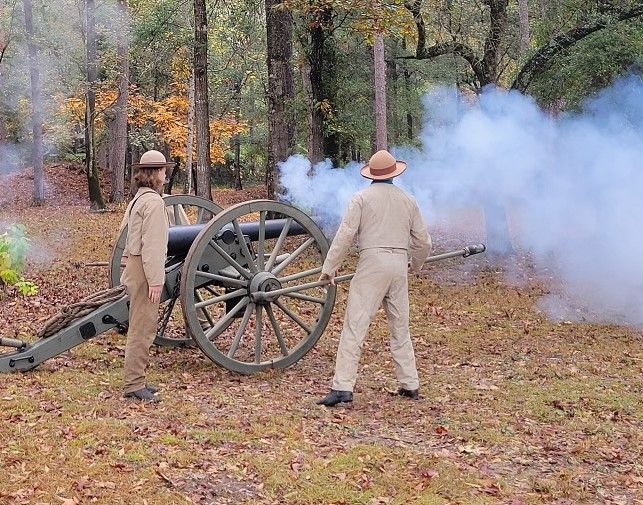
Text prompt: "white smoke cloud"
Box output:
[[278, 74, 643, 327]]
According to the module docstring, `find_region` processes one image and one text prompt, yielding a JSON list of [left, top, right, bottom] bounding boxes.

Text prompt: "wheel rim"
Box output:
[[180, 200, 336, 373], [109, 194, 223, 347]]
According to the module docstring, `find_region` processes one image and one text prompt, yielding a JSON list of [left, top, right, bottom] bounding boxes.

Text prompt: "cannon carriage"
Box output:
[[0, 194, 485, 374]]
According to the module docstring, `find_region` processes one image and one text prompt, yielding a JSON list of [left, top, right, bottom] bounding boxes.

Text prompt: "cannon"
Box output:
[[0, 195, 485, 374]]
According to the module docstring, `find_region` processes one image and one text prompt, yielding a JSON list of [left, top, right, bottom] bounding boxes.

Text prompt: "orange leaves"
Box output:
[[59, 81, 247, 164]]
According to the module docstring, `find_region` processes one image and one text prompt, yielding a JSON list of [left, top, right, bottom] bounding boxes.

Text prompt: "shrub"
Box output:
[[0, 225, 38, 296]]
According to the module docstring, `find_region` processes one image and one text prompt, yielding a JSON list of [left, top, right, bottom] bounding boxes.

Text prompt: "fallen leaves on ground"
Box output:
[[0, 164, 642, 504]]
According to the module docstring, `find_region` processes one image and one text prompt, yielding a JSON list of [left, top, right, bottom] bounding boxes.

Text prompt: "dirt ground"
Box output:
[[0, 165, 641, 505]]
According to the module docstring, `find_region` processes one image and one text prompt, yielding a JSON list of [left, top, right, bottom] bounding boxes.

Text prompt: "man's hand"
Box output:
[[318, 272, 335, 286], [408, 263, 421, 276], [148, 285, 163, 303]]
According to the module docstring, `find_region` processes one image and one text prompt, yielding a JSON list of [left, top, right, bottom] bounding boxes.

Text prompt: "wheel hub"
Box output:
[[248, 271, 282, 304]]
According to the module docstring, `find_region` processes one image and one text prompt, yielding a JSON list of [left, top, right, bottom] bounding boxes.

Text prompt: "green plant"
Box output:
[[0, 224, 38, 296]]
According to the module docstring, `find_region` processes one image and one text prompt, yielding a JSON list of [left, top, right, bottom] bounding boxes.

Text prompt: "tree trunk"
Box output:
[[265, 0, 295, 198], [401, 39, 413, 140], [129, 142, 140, 197], [185, 71, 195, 194], [404, 68, 413, 140], [232, 129, 242, 190], [373, 33, 387, 151], [193, 0, 212, 200], [22, 0, 44, 205], [307, 7, 339, 165], [300, 60, 321, 163], [109, 0, 129, 203], [481, 0, 509, 86], [85, 0, 105, 210], [484, 202, 513, 256], [518, 0, 530, 54]]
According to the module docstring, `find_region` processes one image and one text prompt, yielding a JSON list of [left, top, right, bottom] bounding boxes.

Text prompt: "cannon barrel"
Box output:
[[167, 218, 307, 256]]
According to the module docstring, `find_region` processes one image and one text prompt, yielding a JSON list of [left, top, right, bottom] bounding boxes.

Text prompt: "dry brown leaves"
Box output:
[[1, 164, 642, 505]]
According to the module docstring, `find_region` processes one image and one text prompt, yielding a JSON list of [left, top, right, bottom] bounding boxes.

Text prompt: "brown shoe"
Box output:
[[124, 388, 160, 403]]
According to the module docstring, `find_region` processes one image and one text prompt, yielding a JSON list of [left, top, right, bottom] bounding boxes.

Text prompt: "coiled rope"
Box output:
[[36, 285, 127, 339]]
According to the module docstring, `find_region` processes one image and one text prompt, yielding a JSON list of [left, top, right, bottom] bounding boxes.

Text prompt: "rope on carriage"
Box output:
[[36, 285, 127, 339]]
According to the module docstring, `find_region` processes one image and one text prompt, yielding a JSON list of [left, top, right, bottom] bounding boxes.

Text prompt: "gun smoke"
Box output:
[[278, 74, 643, 327]]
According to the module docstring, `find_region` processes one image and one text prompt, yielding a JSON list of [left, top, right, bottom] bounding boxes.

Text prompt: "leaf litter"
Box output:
[[0, 164, 642, 504]]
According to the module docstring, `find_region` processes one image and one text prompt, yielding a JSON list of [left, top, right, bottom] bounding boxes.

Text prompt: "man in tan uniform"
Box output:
[[317, 150, 432, 407], [119, 150, 172, 402]]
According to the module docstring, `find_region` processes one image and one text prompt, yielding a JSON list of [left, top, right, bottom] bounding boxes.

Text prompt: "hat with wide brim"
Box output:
[[132, 149, 176, 169], [360, 149, 407, 180]]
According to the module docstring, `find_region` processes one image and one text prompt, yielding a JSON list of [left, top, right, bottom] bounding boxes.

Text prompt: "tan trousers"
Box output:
[[332, 248, 419, 392], [121, 255, 160, 394]]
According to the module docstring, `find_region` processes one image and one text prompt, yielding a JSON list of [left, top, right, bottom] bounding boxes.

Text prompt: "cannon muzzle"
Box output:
[[464, 244, 486, 256], [167, 218, 306, 256]]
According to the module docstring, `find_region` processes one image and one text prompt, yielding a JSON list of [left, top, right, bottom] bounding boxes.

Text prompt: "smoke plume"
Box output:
[[278, 74, 643, 327]]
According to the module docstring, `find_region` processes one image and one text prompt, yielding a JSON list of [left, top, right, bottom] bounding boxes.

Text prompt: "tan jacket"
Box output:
[[119, 188, 169, 286], [322, 182, 432, 275]]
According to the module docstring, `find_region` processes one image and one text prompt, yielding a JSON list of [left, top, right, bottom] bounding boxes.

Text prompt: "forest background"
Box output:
[[1, 0, 642, 212]]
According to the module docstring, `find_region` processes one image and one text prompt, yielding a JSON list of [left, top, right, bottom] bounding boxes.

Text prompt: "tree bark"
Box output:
[[265, 0, 295, 198], [401, 39, 413, 140], [307, 7, 339, 165], [232, 129, 242, 190], [185, 71, 195, 194], [373, 33, 387, 151], [517, 0, 530, 54], [22, 0, 44, 205], [85, 0, 105, 210], [109, 0, 129, 203], [193, 0, 212, 200], [481, 0, 509, 85], [300, 60, 321, 163]]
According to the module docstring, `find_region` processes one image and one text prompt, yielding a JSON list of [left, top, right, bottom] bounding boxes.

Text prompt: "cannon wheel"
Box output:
[[180, 200, 337, 373], [109, 194, 223, 347]]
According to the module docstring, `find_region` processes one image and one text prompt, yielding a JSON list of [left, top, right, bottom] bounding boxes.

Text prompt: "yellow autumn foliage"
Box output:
[[61, 81, 247, 164]]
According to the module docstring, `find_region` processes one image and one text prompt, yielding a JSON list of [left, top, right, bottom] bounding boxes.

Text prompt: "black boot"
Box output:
[[398, 388, 419, 400], [124, 388, 160, 403], [316, 389, 353, 407]]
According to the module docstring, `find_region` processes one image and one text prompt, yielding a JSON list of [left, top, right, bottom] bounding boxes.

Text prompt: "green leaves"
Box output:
[[0, 224, 38, 297]]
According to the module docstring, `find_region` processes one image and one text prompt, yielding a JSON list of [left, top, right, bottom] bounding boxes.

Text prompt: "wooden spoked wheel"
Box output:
[[180, 200, 336, 373], [109, 194, 223, 347]]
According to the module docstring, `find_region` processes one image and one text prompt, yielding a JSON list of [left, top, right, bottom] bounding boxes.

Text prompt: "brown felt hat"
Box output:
[[132, 150, 176, 169], [360, 150, 407, 180]]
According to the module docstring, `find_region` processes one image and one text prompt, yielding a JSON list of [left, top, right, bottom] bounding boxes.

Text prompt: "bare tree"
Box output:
[[265, 0, 295, 198], [108, 0, 129, 203], [22, 0, 44, 205], [193, 0, 212, 200], [85, 0, 106, 210], [373, 33, 387, 150], [185, 71, 195, 194]]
